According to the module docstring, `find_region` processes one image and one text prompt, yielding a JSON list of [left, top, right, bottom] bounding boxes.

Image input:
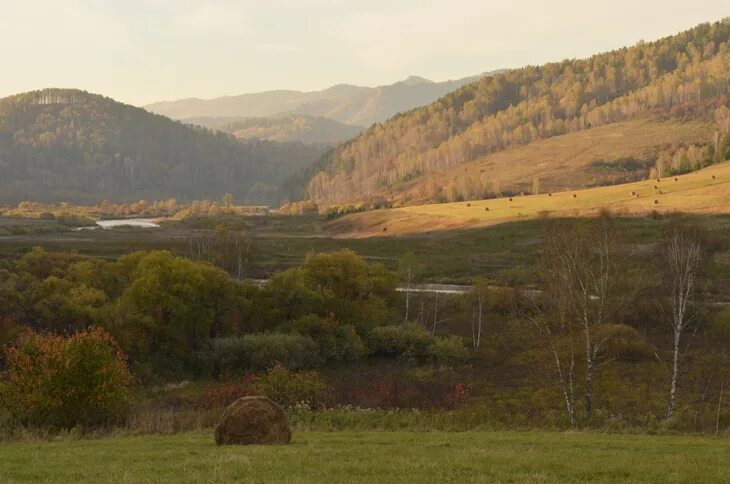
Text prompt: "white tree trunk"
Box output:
[[668, 329, 681, 417]]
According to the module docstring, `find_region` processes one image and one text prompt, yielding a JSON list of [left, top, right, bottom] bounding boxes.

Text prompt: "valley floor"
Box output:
[[1, 431, 727, 483]]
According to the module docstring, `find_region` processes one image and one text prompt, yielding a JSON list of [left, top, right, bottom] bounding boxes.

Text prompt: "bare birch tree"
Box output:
[[542, 211, 627, 420], [470, 277, 490, 349], [525, 291, 578, 426], [399, 251, 422, 323], [661, 221, 704, 418], [187, 224, 250, 279]]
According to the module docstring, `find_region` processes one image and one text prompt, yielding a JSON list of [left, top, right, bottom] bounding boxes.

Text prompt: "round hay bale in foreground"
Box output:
[[214, 396, 291, 446]]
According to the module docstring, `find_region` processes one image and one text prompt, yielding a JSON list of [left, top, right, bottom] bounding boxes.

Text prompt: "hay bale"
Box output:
[[214, 396, 291, 446]]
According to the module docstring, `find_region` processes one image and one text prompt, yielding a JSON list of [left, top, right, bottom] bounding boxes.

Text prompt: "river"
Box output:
[[75, 218, 161, 231]]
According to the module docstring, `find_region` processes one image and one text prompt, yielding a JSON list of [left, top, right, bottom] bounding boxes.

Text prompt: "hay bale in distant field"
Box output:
[[214, 396, 291, 446]]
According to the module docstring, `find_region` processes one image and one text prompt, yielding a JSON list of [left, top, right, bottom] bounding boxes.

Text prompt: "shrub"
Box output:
[[289, 314, 366, 364], [597, 324, 653, 361], [0, 327, 133, 429], [199, 376, 255, 410], [251, 365, 329, 409], [426, 336, 470, 364], [208, 333, 321, 373], [330, 324, 368, 363], [368, 324, 469, 365], [368, 324, 433, 359]]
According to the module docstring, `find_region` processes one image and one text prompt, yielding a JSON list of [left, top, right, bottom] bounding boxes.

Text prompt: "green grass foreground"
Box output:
[[1, 431, 728, 483]]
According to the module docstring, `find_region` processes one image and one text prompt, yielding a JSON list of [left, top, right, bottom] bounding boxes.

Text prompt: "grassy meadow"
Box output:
[[1, 431, 727, 483], [4, 210, 730, 285], [391, 118, 712, 204], [331, 160, 730, 237]]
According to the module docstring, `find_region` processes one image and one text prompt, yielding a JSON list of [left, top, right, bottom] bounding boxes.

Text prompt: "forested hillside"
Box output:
[[0, 89, 327, 204], [307, 20, 730, 206]]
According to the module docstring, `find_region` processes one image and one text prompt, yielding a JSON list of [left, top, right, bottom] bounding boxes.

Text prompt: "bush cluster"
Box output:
[[0, 327, 133, 429], [251, 364, 329, 409], [368, 324, 469, 364], [206, 333, 321, 373]]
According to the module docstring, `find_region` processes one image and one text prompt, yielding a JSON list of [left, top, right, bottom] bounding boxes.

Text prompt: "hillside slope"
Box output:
[[382, 118, 712, 204], [329, 161, 730, 237], [307, 20, 730, 206], [0, 89, 327, 204], [144, 74, 497, 127], [213, 114, 362, 144]]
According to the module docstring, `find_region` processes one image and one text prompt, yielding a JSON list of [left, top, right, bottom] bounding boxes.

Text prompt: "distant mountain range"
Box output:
[[145, 73, 502, 128]]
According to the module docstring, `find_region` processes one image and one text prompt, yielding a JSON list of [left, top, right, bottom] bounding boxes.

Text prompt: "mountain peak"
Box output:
[[400, 76, 433, 86]]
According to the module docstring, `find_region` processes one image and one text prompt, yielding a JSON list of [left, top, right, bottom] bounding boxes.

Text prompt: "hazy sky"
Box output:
[[0, 1, 726, 105]]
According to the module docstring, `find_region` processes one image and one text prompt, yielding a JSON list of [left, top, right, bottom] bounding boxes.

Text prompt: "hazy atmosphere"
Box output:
[[2, 3, 730, 482], [0, 0, 726, 104]]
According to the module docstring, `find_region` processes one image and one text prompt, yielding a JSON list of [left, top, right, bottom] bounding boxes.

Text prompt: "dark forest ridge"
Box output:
[[0, 89, 327, 205]]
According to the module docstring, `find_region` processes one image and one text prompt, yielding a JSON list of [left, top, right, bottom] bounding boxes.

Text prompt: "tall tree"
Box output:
[[524, 290, 577, 427], [542, 212, 628, 419], [470, 276, 490, 349], [661, 219, 705, 418], [398, 251, 423, 323]]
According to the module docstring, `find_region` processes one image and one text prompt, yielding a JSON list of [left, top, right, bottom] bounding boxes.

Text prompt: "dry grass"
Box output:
[[391, 118, 711, 203], [331, 161, 730, 237]]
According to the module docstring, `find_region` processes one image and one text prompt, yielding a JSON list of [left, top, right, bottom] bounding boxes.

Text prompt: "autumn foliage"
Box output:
[[0, 327, 133, 429]]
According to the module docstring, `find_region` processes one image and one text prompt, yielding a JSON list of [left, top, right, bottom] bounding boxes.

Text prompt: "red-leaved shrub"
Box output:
[[0, 327, 133, 429], [199, 375, 255, 410]]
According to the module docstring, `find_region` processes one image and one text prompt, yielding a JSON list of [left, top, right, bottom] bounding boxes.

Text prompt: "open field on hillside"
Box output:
[[392, 118, 711, 203], [332, 161, 730, 237], [1, 431, 727, 483]]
